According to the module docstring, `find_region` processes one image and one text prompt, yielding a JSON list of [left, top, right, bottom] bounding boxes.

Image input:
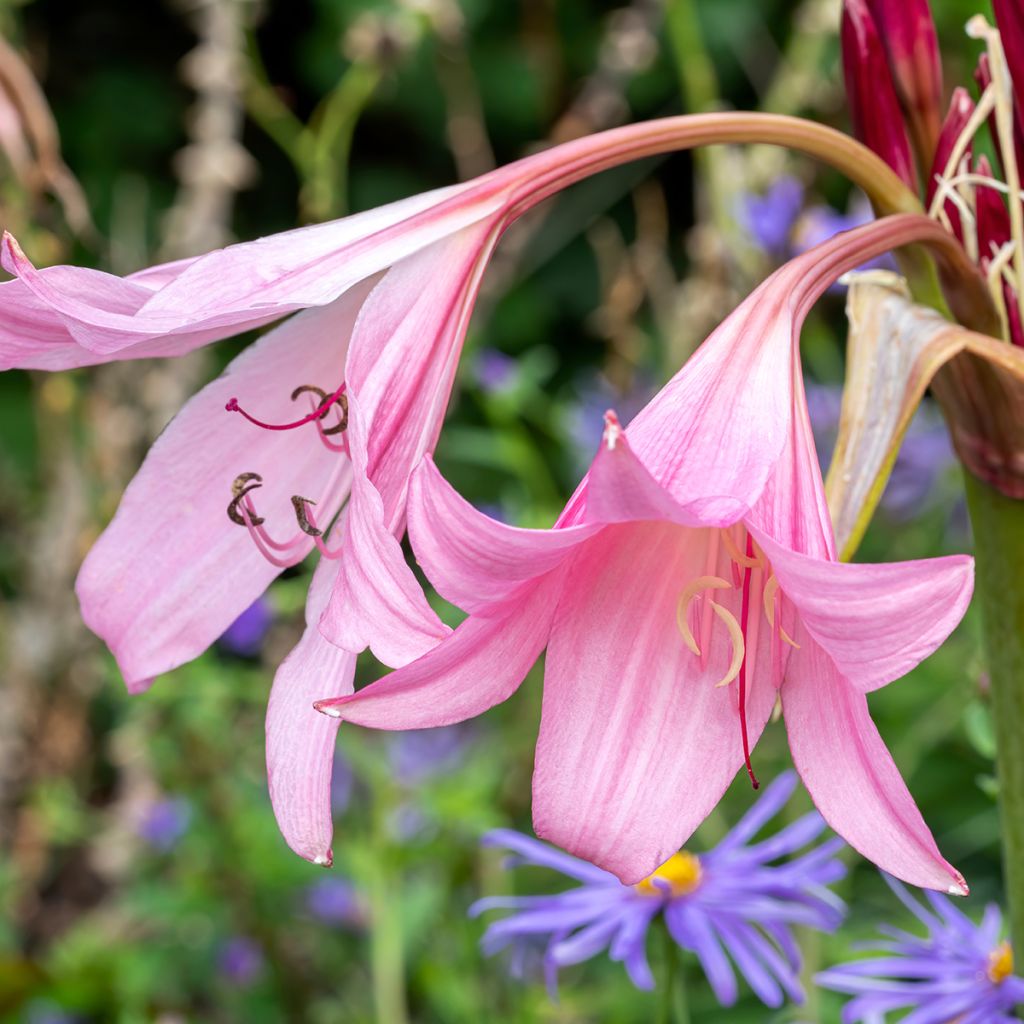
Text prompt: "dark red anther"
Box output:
[[738, 532, 760, 790]]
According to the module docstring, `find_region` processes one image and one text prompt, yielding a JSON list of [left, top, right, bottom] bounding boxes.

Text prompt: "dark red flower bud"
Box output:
[[841, 0, 919, 190], [975, 155, 1011, 259], [927, 87, 975, 241], [865, 0, 944, 167]]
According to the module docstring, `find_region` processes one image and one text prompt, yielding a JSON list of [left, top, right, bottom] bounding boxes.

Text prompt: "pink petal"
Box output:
[[316, 572, 563, 729], [532, 521, 777, 884], [407, 457, 598, 613], [584, 412, 734, 527], [782, 640, 967, 894], [267, 557, 355, 865], [321, 227, 501, 661], [319, 396, 450, 668], [753, 528, 973, 693], [76, 286, 368, 689], [0, 182, 491, 361]]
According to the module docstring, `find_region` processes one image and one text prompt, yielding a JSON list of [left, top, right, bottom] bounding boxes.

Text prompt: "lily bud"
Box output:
[[866, 0, 943, 168], [841, 0, 919, 190], [927, 87, 975, 242]]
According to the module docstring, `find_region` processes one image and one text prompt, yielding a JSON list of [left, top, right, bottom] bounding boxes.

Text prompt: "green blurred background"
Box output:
[[0, 0, 1005, 1020]]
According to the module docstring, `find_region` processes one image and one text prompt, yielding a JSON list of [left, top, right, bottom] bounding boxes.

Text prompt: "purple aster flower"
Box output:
[[740, 175, 805, 253], [331, 751, 354, 814], [218, 595, 273, 657], [474, 348, 517, 394], [387, 723, 474, 787], [471, 772, 846, 1007], [304, 877, 366, 927], [136, 796, 191, 851], [218, 936, 264, 987], [816, 876, 1024, 1023]]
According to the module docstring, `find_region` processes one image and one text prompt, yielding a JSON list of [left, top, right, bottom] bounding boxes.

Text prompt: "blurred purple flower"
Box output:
[[471, 772, 846, 1006], [305, 877, 365, 927], [475, 348, 517, 394], [740, 175, 804, 253], [218, 936, 264, 987], [330, 751, 354, 814], [805, 382, 954, 520], [218, 595, 273, 657], [816, 876, 1024, 1023], [136, 796, 191, 851], [794, 194, 896, 276], [388, 724, 475, 787]]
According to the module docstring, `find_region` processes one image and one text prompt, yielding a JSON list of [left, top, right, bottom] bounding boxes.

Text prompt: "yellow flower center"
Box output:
[[635, 851, 703, 897], [988, 941, 1013, 984]]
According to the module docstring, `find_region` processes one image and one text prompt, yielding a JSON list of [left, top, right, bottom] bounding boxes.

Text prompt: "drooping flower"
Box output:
[[317, 215, 974, 893], [816, 876, 1024, 1023], [472, 772, 845, 1006], [0, 114, 915, 868]]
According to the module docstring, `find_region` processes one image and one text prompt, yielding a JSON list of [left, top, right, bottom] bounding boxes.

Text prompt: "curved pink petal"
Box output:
[[584, 413, 738, 527], [0, 181, 493, 361], [532, 521, 777, 884], [753, 528, 974, 693], [320, 396, 449, 668], [316, 572, 563, 729], [407, 457, 598, 613], [267, 557, 355, 865], [782, 639, 966, 894], [76, 286, 369, 689]]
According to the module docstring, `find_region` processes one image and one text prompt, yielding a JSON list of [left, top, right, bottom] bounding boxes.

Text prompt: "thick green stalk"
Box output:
[[964, 471, 1024, 965]]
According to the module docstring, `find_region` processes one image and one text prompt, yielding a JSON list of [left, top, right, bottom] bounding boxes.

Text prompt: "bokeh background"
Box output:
[[0, 0, 1005, 1020]]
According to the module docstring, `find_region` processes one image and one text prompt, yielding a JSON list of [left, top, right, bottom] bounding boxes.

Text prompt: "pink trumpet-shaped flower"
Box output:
[[316, 215, 974, 895], [2, 116, 833, 866]]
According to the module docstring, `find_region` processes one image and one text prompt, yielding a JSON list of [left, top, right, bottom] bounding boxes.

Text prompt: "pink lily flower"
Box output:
[[316, 215, 974, 895], [3, 115, 874, 866]]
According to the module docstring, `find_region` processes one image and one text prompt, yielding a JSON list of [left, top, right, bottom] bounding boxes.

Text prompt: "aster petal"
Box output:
[[666, 902, 739, 1006], [753, 528, 973, 693], [407, 457, 599, 613], [782, 641, 966, 894], [75, 288, 368, 689], [531, 521, 776, 883], [478, 829, 618, 885], [710, 771, 799, 854], [712, 919, 785, 1007], [316, 572, 562, 729], [266, 557, 355, 865]]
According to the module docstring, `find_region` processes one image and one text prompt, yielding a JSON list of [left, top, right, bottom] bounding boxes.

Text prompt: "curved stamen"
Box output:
[[721, 528, 762, 569], [708, 601, 745, 688], [292, 385, 348, 435], [225, 380, 347, 432], [299, 498, 345, 560], [762, 575, 801, 648], [227, 473, 266, 526], [676, 576, 732, 655], [291, 495, 323, 537], [306, 394, 349, 453]]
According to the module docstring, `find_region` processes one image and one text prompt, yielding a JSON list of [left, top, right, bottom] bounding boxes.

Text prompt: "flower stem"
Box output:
[[658, 924, 692, 1024], [963, 470, 1024, 969]]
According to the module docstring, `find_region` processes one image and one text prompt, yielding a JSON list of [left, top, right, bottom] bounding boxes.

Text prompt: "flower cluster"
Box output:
[[472, 772, 845, 1008]]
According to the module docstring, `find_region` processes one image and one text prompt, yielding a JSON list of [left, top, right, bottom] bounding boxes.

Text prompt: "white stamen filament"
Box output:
[[676, 575, 732, 655], [762, 575, 800, 648], [926, 83, 997, 220], [967, 15, 1024, 302], [987, 241, 1018, 338], [709, 601, 745, 688]]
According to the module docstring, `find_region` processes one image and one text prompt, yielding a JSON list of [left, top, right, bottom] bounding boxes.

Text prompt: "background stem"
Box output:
[[964, 471, 1024, 970]]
